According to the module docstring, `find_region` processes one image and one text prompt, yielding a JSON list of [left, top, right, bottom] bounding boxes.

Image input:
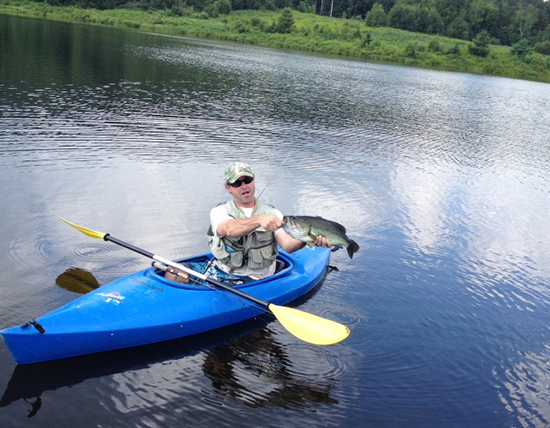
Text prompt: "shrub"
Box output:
[[534, 41, 550, 55], [511, 39, 533, 58], [405, 43, 416, 58], [446, 44, 461, 55], [250, 16, 263, 27], [360, 32, 372, 48], [468, 30, 490, 57], [468, 43, 488, 57], [428, 39, 441, 52], [195, 11, 209, 19], [233, 20, 249, 33]]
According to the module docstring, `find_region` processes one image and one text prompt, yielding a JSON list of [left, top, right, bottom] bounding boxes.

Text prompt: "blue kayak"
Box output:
[[1, 247, 332, 365]]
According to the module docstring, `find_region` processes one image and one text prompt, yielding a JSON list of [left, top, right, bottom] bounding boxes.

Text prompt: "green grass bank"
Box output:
[[1, 0, 550, 83]]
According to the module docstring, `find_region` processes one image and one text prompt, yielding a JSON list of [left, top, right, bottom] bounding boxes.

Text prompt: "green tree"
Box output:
[[514, 5, 539, 41], [467, 0, 498, 37], [366, 3, 388, 27], [38, 0, 550, 49], [276, 7, 295, 33], [416, 6, 443, 34], [205, 3, 219, 17], [468, 30, 491, 57], [446, 16, 470, 40], [388, 3, 416, 31], [217, 0, 232, 14]]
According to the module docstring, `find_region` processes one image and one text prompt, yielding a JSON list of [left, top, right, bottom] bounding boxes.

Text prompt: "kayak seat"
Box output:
[[274, 259, 286, 274]]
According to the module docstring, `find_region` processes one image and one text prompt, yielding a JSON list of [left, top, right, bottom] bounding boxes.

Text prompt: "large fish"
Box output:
[[282, 215, 360, 259]]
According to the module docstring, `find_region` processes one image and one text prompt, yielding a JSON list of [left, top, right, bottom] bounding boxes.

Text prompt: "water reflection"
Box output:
[[55, 267, 100, 294], [495, 349, 550, 427], [203, 329, 337, 409], [0, 323, 337, 419]]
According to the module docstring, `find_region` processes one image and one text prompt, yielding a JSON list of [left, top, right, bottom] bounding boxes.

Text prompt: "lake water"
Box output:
[[1, 14, 550, 428]]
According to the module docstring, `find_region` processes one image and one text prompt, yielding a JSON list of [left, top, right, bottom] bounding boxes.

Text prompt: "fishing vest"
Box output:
[[208, 200, 279, 271]]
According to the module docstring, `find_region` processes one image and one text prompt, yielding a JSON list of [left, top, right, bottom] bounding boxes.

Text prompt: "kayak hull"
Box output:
[[1, 247, 331, 365]]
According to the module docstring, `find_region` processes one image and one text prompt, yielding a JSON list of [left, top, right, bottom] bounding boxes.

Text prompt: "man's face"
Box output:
[[225, 176, 256, 207]]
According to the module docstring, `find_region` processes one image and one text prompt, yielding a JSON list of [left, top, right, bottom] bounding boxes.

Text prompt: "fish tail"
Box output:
[[346, 240, 360, 259]]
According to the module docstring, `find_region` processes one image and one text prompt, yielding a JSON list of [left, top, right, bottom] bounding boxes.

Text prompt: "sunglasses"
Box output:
[[228, 176, 254, 188]]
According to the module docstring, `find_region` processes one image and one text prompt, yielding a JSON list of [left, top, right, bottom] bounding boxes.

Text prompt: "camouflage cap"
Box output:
[[223, 162, 255, 184]]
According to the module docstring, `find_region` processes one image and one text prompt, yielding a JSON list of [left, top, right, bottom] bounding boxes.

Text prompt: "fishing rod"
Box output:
[[256, 152, 291, 201]]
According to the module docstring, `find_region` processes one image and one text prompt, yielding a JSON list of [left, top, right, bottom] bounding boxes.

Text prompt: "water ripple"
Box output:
[[494, 349, 550, 427], [67, 243, 116, 262], [3, 16, 550, 428], [7, 234, 56, 270]]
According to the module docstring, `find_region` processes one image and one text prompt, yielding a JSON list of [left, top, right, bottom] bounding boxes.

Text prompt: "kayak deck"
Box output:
[[1, 247, 332, 365]]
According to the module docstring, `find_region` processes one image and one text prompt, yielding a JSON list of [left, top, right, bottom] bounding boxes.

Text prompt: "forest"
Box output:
[[3, 0, 549, 82], [40, 0, 550, 52]]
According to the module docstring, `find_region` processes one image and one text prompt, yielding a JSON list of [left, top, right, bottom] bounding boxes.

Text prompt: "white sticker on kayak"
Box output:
[[97, 292, 126, 305]]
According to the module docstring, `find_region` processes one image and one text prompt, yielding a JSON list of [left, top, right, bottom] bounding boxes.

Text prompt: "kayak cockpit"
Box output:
[[148, 252, 293, 290]]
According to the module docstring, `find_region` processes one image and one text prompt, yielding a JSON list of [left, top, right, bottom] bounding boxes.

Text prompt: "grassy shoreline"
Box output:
[[2, 0, 550, 83]]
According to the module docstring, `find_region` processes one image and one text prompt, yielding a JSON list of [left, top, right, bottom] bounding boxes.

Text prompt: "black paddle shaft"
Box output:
[[105, 234, 154, 258], [104, 234, 270, 309]]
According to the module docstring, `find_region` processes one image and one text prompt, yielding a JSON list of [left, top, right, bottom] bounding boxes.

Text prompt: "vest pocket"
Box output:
[[228, 251, 244, 267], [249, 243, 278, 267]]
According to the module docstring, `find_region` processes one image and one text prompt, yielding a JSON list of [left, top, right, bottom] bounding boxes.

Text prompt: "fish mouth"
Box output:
[[282, 217, 307, 237], [282, 216, 294, 226]]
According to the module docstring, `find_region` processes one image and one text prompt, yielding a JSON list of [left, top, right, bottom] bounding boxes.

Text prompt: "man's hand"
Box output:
[[256, 215, 283, 232], [164, 268, 189, 284], [218, 215, 282, 237], [313, 235, 332, 248]]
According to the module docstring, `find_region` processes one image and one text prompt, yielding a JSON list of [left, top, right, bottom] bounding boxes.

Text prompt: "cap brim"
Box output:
[[227, 172, 254, 184]]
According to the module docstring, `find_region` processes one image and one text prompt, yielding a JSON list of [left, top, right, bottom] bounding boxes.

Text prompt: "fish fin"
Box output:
[[334, 222, 347, 234], [346, 240, 360, 259]]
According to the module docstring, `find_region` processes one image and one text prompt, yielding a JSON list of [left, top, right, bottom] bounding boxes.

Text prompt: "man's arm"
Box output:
[[276, 230, 331, 254], [216, 215, 282, 238]]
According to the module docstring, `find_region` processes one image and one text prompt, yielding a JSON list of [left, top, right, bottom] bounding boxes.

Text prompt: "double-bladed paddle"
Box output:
[[58, 216, 350, 346]]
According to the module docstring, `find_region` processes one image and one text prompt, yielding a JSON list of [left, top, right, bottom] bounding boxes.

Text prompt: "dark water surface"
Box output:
[[1, 14, 550, 428]]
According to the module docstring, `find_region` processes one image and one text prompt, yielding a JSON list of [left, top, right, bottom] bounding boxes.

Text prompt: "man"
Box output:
[[165, 162, 330, 284], [208, 162, 331, 281]]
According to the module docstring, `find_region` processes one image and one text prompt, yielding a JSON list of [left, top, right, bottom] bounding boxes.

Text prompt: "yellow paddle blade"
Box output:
[[58, 216, 107, 239], [268, 304, 350, 345]]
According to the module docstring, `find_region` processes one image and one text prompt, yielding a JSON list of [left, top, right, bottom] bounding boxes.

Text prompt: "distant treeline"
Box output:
[[39, 0, 550, 51]]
